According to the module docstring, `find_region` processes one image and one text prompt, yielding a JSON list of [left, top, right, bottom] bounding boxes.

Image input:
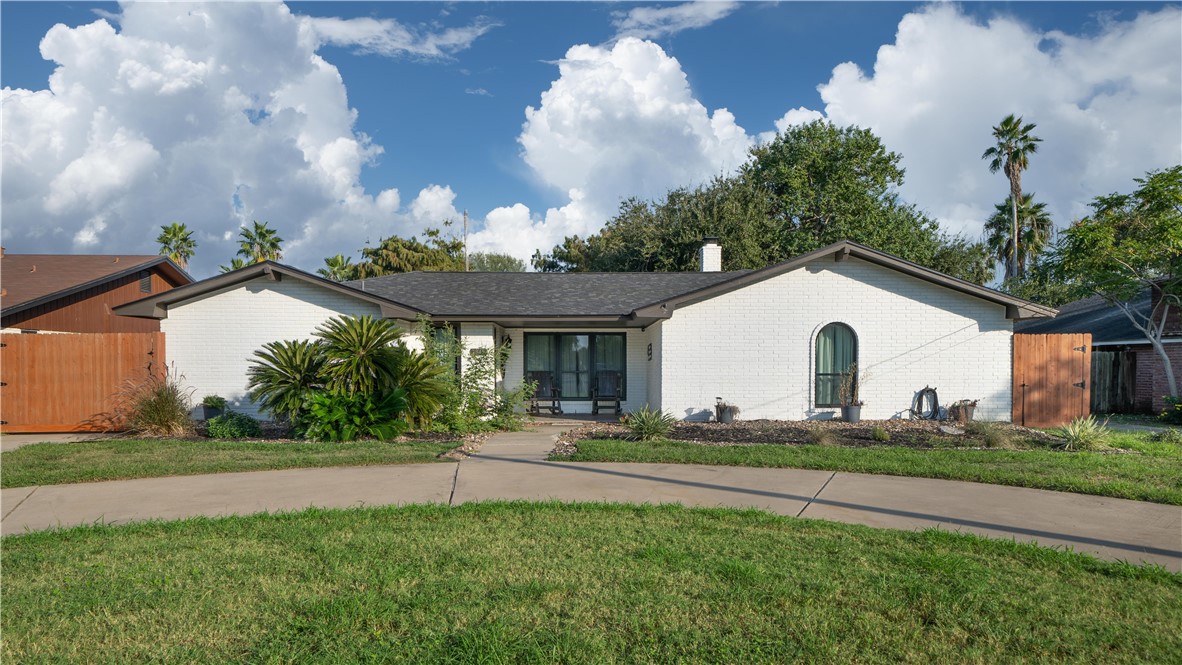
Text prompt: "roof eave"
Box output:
[[2, 256, 193, 318]]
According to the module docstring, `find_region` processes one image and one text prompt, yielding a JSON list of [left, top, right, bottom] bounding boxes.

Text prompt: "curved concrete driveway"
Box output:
[[3, 427, 1180, 571]]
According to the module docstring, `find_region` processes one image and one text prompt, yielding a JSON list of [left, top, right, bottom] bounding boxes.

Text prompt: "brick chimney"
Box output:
[[699, 237, 721, 272]]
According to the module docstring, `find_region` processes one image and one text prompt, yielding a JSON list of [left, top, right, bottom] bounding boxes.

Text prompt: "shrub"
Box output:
[[627, 407, 676, 441], [391, 346, 451, 430], [114, 368, 194, 437], [201, 394, 227, 410], [807, 426, 839, 446], [207, 412, 263, 439], [314, 315, 403, 396], [1151, 428, 1182, 445], [302, 390, 409, 442], [247, 339, 325, 423], [1159, 396, 1182, 425], [870, 426, 890, 442], [965, 421, 1013, 449], [1057, 415, 1109, 451], [419, 319, 531, 433]]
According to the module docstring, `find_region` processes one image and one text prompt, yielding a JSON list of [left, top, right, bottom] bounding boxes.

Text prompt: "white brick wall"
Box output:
[[645, 322, 663, 409], [162, 277, 383, 418], [501, 328, 649, 414], [659, 257, 1013, 421]]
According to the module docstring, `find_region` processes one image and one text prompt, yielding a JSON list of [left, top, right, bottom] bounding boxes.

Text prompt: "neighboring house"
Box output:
[[115, 240, 1053, 421], [1015, 290, 1180, 414], [1, 249, 192, 333]]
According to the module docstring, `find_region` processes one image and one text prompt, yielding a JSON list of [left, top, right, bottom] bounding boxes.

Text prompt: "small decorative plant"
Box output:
[[948, 399, 978, 423], [207, 412, 263, 439], [1056, 415, 1109, 451], [627, 406, 677, 441], [714, 398, 741, 423], [871, 426, 891, 442], [1160, 396, 1182, 425], [837, 363, 863, 407], [202, 395, 228, 409]]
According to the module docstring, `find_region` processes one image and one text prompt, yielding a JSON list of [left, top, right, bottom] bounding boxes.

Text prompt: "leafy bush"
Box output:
[[114, 368, 194, 437], [807, 426, 839, 446], [247, 339, 325, 423], [302, 390, 409, 442], [201, 395, 227, 409], [627, 407, 677, 441], [1160, 396, 1182, 425], [419, 319, 531, 433], [314, 315, 403, 396], [965, 421, 1013, 449], [871, 426, 891, 442], [391, 345, 451, 430], [206, 412, 262, 439], [1057, 416, 1109, 451]]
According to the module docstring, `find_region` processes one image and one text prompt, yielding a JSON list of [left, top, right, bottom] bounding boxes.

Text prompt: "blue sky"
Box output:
[[2, 2, 1179, 277]]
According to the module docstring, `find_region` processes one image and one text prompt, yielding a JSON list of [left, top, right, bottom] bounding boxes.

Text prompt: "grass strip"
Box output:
[[1, 438, 454, 488], [559, 436, 1182, 505], [3, 501, 1179, 663]]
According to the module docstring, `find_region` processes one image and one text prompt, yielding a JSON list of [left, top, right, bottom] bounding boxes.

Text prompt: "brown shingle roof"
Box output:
[[1, 254, 190, 312]]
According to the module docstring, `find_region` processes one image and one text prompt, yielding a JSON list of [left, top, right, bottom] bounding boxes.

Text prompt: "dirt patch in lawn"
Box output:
[[554, 419, 1061, 455]]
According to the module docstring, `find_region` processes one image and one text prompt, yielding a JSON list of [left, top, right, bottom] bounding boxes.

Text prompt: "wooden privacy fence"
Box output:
[[1013, 333, 1091, 428], [0, 332, 165, 433], [1091, 350, 1136, 414]]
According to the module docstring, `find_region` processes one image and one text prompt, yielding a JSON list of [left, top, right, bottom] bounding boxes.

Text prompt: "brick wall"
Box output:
[[162, 277, 382, 418], [659, 256, 1014, 421], [1134, 344, 1182, 414]]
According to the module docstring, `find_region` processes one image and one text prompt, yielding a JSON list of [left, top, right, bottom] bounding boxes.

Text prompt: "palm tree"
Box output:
[[156, 222, 196, 269], [984, 194, 1054, 279], [219, 257, 250, 273], [237, 220, 283, 263], [318, 254, 355, 282], [246, 339, 326, 423], [982, 114, 1041, 280]]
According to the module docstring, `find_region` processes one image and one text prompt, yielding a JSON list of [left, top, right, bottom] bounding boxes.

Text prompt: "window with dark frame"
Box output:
[[138, 271, 152, 293], [524, 333, 626, 400], [815, 323, 857, 407]]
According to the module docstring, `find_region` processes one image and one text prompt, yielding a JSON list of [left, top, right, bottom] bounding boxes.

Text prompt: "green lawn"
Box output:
[[558, 432, 1182, 505], [0, 438, 455, 488], [3, 502, 1178, 664]]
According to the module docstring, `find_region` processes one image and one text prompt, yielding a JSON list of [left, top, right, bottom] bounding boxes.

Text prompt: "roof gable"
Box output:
[[113, 261, 423, 320], [1, 254, 192, 316]]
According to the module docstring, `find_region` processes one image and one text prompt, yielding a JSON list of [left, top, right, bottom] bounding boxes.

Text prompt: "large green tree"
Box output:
[[156, 222, 196, 269], [469, 252, 526, 272], [1052, 166, 1182, 400], [351, 226, 464, 279], [982, 114, 1041, 280], [237, 220, 284, 263], [984, 193, 1054, 278], [533, 121, 990, 283]]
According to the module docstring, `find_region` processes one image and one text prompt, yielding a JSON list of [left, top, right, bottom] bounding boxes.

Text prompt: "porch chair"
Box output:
[[591, 370, 622, 415], [527, 371, 562, 415]]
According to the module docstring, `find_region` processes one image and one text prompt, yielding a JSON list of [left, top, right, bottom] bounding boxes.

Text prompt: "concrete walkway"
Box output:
[[3, 426, 1180, 571]]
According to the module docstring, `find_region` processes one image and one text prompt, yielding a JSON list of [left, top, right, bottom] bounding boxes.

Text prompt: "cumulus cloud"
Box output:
[[810, 4, 1181, 236], [471, 38, 753, 262], [1, 2, 492, 276], [612, 1, 739, 41]]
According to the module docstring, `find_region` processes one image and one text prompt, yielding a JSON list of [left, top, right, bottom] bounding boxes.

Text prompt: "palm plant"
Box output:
[[156, 222, 196, 269], [219, 257, 250, 273], [391, 345, 451, 429], [982, 114, 1041, 280], [318, 254, 356, 282], [313, 315, 404, 396], [984, 194, 1054, 278], [246, 339, 326, 422], [237, 220, 283, 263]]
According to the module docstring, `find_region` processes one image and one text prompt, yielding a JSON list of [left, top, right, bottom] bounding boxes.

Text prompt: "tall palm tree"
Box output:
[[982, 114, 1041, 279], [237, 220, 283, 263], [983, 194, 1054, 279], [156, 222, 196, 269], [318, 254, 355, 282]]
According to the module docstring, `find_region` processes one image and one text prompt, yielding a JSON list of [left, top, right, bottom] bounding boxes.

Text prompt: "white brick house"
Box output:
[[116, 241, 1054, 421]]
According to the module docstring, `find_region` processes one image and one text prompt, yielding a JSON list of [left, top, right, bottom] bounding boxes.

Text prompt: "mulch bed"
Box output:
[[553, 418, 1062, 456]]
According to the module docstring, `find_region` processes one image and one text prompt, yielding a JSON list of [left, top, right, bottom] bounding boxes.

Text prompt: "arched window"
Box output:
[[815, 323, 857, 407]]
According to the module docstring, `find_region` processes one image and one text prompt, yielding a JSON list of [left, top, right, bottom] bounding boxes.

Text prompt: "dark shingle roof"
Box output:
[[347, 271, 751, 317], [1, 253, 191, 315], [1014, 291, 1150, 343]]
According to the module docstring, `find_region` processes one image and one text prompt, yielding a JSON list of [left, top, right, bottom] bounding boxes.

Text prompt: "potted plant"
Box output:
[[949, 399, 978, 423], [838, 364, 863, 423], [714, 398, 741, 423], [199, 394, 227, 420]]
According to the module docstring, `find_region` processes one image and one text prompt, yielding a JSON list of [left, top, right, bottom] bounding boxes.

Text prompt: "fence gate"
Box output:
[[1013, 333, 1091, 428], [0, 332, 165, 433], [1091, 350, 1136, 414]]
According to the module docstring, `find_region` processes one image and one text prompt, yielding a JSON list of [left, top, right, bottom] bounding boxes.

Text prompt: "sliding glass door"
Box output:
[[524, 333, 626, 400]]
